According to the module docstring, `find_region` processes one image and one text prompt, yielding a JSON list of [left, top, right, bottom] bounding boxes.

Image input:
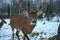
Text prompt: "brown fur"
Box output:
[[10, 16, 35, 33]]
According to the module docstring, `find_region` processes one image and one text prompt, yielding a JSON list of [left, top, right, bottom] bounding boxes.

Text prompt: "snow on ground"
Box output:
[[51, 15, 60, 22], [4, 19, 10, 24], [31, 20, 59, 39], [0, 15, 60, 40], [0, 23, 12, 40]]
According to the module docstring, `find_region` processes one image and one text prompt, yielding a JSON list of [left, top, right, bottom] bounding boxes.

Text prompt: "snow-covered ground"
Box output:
[[31, 20, 59, 40], [0, 15, 60, 40]]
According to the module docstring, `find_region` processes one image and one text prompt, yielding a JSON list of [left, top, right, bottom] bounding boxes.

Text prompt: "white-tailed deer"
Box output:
[[10, 3, 47, 39], [10, 11, 40, 40]]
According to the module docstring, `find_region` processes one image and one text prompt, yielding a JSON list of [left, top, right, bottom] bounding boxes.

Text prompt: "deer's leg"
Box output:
[[25, 34, 30, 40], [24, 33, 30, 40], [16, 30, 20, 40], [12, 28, 14, 40], [23, 34, 25, 40]]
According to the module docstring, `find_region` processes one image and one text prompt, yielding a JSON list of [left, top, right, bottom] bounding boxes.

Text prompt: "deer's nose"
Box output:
[[32, 20, 36, 23], [32, 18, 37, 23]]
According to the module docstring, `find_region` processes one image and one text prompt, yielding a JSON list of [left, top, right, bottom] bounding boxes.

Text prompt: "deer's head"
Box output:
[[25, 11, 41, 25]]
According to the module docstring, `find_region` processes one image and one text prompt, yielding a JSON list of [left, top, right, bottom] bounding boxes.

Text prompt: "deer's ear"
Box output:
[[25, 11, 29, 17]]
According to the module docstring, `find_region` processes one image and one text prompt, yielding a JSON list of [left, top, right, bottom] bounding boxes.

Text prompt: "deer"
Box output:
[[10, 3, 47, 40], [10, 11, 40, 40], [10, 1, 47, 40]]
